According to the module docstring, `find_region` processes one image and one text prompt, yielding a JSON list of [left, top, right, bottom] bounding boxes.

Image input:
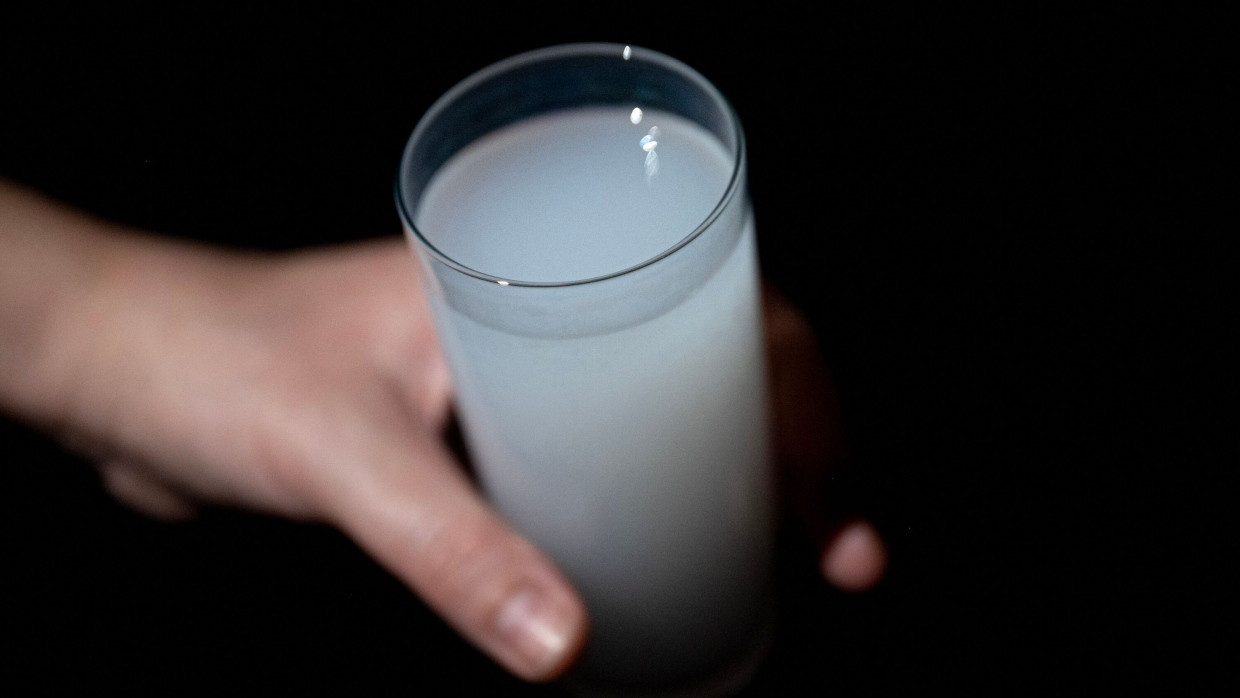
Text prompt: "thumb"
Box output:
[[317, 431, 588, 682]]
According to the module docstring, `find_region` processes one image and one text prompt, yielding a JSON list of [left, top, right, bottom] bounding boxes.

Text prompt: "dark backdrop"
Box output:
[[1, 6, 1220, 695]]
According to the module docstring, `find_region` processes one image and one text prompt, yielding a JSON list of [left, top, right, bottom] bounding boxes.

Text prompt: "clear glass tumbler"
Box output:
[[395, 43, 774, 695]]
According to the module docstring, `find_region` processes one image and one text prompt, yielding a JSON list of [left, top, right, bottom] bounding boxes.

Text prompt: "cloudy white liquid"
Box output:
[[412, 106, 774, 689]]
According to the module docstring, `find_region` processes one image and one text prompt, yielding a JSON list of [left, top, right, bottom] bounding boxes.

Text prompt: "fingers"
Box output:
[[762, 285, 848, 465], [319, 432, 588, 682], [762, 286, 847, 535], [97, 458, 200, 521], [762, 285, 888, 592], [821, 520, 888, 592]]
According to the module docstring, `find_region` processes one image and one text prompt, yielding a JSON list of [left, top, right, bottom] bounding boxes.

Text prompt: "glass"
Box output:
[[395, 43, 774, 695]]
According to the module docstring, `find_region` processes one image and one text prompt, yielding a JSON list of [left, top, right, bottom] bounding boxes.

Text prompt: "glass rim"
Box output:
[[394, 42, 746, 288]]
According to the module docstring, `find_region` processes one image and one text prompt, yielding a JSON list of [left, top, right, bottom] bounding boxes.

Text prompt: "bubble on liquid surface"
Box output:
[[630, 107, 643, 124], [622, 45, 632, 60]]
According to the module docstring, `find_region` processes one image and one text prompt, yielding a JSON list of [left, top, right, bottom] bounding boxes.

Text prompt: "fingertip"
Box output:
[[492, 583, 589, 682], [821, 520, 888, 592], [324, 438, 589, 683]]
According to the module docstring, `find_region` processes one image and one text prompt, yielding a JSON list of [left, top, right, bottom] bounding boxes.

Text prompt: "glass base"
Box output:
[[561, 606, 776, 698]]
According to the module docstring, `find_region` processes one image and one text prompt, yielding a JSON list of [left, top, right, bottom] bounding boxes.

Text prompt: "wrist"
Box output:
[[47, 226, 245, 454], [0, 182, 113, 430], [0, 181, 227, 446]]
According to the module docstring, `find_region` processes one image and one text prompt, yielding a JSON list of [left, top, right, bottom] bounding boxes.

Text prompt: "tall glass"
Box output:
[[395, 44, 774, 694]]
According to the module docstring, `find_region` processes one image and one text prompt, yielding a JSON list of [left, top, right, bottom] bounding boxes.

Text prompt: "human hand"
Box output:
[[29, 225, 882, 681], [42, 235, 586, 681]]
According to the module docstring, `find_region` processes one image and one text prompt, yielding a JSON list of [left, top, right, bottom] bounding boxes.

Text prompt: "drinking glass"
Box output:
[[395, 43, 774, 695]]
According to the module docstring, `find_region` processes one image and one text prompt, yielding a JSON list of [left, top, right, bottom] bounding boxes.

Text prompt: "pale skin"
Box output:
[[0, 179, 886, 681]]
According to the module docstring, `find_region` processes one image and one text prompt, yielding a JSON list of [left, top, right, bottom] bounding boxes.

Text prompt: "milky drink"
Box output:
[[410, 105, 774, 687]]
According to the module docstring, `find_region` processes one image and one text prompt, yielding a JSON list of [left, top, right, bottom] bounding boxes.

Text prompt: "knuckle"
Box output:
[[416, 515, 525, 608]]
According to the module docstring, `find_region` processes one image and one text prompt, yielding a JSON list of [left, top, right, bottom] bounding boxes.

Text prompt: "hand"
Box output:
[[28, 224, 883, 681], [49, 236, 586, 681]]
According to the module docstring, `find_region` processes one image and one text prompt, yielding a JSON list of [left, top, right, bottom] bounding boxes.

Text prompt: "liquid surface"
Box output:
[[414, 106, 733, 283]]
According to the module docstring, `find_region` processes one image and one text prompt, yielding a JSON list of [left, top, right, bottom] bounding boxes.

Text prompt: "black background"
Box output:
[[1, 6, 1224, 695]]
